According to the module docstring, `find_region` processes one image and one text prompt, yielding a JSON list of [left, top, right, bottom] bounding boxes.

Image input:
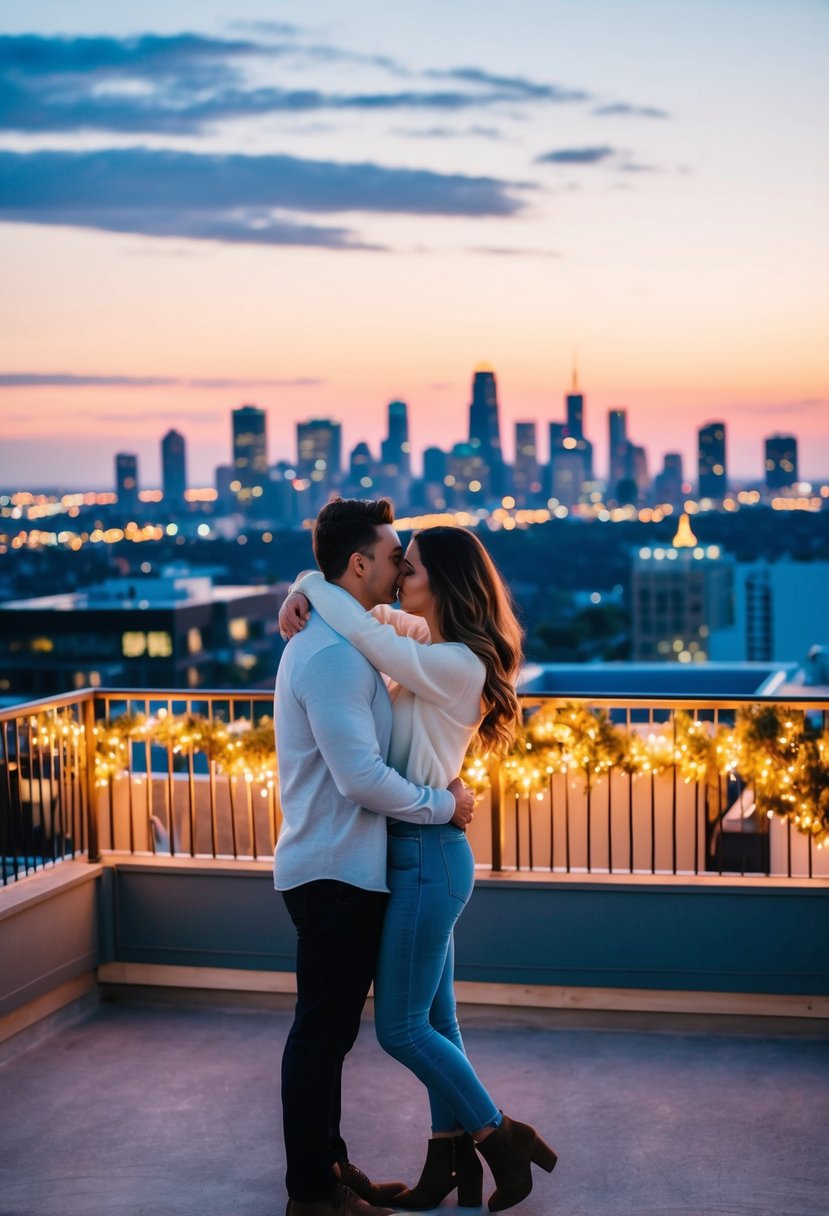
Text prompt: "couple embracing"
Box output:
[[273, 497, 556, 1216]]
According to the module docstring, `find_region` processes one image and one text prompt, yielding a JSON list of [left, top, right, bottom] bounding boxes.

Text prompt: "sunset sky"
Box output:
[[1, 0, 828, 489]]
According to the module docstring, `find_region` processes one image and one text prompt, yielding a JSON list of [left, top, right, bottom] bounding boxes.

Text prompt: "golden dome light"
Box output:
[[672, 512, 698, 548]]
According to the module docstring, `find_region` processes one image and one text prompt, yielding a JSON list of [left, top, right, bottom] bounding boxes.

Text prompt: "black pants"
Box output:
[[281, 880, 387, 1203]]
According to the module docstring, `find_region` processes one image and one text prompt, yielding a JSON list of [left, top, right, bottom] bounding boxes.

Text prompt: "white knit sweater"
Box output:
[[294, 572, 485, 790]]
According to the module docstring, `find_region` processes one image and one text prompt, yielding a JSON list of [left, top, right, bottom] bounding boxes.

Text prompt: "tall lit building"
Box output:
[[632, 514, 735, 662], [764, 434, 798, 491], [512, 421, 539, 505], [608, 408, 628, 494], [548, 423, 583, 508], [378, 399, 411, 501], [115, 453, 139, 515], [564, 368, 593, 481], [161, 429, 187, 510], [446, 442, 488, 505], [698, 422, 727, 500], [468, 364, 504, 492], [297, 419, 342, 510], [345, 441, 375, 495], [654, 452, 684, 509], [381, 400, 411, 476], [628, 444, 650, 500], [231, 405, 268, 503]]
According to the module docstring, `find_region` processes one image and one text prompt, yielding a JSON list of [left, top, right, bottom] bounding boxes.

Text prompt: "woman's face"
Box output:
[[397, 540, 435, 616]]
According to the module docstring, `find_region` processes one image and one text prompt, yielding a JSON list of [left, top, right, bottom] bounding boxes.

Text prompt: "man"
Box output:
[[274, 498, 474, 1216]]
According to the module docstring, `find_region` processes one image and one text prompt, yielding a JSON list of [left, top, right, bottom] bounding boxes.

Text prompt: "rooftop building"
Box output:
[[0, 574, 280, 697]]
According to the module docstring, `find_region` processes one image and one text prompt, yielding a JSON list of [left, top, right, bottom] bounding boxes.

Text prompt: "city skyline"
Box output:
[[2, 0, 828, 486], [0, 372, 818, 496]]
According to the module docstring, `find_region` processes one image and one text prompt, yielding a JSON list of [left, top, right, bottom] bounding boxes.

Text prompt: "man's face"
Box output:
[[360, 524, 403, 607]]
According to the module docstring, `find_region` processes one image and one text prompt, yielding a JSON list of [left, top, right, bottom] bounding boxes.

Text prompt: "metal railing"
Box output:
[[2, 688, 827, 886]]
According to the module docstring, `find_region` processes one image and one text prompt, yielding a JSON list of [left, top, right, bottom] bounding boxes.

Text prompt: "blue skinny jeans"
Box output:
[[373, 822, 501, 1134]]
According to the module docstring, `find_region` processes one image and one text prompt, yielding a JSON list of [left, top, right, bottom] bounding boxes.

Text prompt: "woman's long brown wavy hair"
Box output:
[[413, 526, 523, 753]]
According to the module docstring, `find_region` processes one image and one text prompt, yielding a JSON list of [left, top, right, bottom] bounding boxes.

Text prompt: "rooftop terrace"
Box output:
[[3, 994, 829, 1216], [2, 684, 828, 1215]]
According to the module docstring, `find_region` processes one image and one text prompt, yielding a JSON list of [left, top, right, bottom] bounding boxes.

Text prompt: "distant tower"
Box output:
[[631, 527, 734, 663], [348, 441, 375, 492], [548, 422, 583, 508], [512, 421, 539, 505], [468, 363, 503, 461], [566, 365, 584, 439], [115, 452, 139, 514], [378, 400, 411, 503], [232, 405, 268, 503], [161, 429, 187, 510], [381, 400, 411, 477], [608, 409, 628, 492], [654, 452, 684, 509], [564, 365, 593, 481], [698, 422, 727, 500], [765, 434, 798, 491], [297, 419, 342, 510]]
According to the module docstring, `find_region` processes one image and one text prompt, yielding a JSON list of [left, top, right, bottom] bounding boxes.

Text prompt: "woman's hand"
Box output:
[[279, 592, 311, 640], [448, 777, 475, 831]]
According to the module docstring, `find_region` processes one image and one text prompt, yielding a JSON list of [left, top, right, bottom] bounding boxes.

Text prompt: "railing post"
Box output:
[[488, 755, 505, 872], [82, 696, 100, 862]]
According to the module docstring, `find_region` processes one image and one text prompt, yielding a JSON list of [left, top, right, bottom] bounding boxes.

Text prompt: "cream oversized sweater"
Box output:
[[293, 572, 485, 790]]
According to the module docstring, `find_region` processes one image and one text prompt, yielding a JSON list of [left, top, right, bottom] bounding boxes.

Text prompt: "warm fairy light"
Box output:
[[28, 701, 829, 848]]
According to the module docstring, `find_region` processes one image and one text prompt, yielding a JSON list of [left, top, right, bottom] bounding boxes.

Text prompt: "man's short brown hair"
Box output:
[[312, 497, 395, 580]]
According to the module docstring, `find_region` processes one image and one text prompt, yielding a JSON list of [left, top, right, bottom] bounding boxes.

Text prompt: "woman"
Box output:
[[279, 526, 557, 1212]]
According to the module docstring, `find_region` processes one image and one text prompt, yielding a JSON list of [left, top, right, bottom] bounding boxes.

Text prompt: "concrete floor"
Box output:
[[1, 996, 828, 1216]]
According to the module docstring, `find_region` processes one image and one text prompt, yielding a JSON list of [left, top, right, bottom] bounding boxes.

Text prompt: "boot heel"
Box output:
[[458, 1175, 484, 1207], [531, 1138, 558, 1173]]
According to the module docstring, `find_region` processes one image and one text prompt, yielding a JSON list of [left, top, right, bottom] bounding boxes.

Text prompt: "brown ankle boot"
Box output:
[[336, 1160, 405, 1205], [392, 1133, 484, 1210], [286, 1183, 396, 1215], [475, 1114, 557, 1212]]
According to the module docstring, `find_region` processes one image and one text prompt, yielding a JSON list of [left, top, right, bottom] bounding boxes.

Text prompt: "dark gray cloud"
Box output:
[[0, 148, 523, 249], [0, 373, 324, 388], [0, 34, 597, 135], [593, 102, 670, 119], [0, 32, 260, 77], [536, 146, 616, 165]]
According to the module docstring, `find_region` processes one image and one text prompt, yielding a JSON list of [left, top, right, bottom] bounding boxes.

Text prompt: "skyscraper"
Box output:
[[632, 515, 734, 662], [346, 441, 375, 495], [548, 422, 583, 508], [378, 399, 411, 502], [297, 419, 342, 510], [566, 368, 584, 440], [512, 421, 539, 505], [698, 422, 727, 500], [381, 400, 411, 477], [115, 452, 139, 515], [654, 452, 684, 509], [232, 405, 268, 501], [764, 434, 798, 491], [565, 367, 593, 481], [161, 429, 187, 510], [608, 409, 628, 493], [468, 363, 503, 465]]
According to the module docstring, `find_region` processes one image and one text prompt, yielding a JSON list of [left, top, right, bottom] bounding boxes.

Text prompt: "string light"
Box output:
[[24, 701, 829, 847]]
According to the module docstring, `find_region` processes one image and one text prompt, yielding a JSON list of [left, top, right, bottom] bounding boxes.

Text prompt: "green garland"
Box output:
[[26, 701, 829, 845]]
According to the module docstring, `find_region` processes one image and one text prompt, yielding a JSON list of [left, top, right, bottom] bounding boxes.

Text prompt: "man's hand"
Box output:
[[279, 592, 311, 640], [448, 776, 475, 830]]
